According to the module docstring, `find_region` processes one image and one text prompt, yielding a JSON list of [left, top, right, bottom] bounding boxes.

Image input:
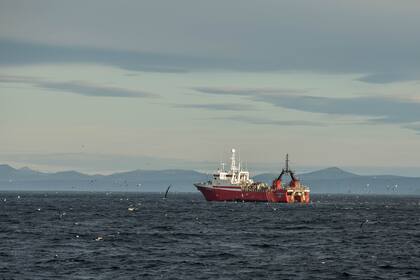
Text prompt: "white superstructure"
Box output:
[[196, 149, 253, 189]]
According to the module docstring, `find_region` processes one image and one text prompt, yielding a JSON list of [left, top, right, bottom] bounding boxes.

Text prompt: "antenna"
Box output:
[[238, 148, 241, 171], [285, 154, 289, 172]]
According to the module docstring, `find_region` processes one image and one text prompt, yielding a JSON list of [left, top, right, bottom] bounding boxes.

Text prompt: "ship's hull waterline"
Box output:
[[195, 184, 310, 203]]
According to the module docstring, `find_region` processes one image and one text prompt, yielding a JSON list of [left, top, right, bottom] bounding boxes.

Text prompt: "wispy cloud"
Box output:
[[0, 38, 214, 73], [357, 72, 420, 84], [38, 81, 157, 98], [193, 86, 420, 131], [252, 95, 420, 124], [192, 87, 308, 96], [213, 115, 325, 127], [0, 74, 38, 84], [1, 38, 419, 83], [174, 103, 255, 111], [0, 74, 158, 98], [402, 123, 420, 133]]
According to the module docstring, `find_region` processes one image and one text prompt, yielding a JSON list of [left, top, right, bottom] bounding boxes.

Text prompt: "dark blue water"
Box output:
[[1, 192, 419, 279]]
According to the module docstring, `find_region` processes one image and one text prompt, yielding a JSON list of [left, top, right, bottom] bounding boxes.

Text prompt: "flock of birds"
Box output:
[[1, 183, 174, 243], [87, 178, 172, 195]]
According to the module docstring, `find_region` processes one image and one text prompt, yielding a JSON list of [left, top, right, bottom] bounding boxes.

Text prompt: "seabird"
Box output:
[[360, 219, 369, 231]]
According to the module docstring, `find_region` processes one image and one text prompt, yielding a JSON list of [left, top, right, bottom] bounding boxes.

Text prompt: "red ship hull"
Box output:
[[196, 185, 310, 203]]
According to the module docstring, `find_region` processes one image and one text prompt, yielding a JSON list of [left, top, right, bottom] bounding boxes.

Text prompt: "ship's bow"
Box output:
[[194, 183, 217, 201]]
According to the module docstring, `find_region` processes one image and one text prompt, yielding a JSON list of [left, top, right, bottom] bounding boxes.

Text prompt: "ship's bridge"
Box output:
[[212, 149, 253, 185]]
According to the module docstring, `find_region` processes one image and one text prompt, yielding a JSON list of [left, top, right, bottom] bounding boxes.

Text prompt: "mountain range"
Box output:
[[0, 164, 419, 194]]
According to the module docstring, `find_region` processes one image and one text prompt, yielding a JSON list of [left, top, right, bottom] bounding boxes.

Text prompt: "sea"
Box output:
[[0, 192, 419, 279]]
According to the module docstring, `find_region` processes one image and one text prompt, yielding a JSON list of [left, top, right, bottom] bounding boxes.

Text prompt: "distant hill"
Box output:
[[0, 164, 46, 179], [254, 167, 420, 195], [301, 167, 359, 180], [0, 164, 209, 192], [0, 164, 419, 194]]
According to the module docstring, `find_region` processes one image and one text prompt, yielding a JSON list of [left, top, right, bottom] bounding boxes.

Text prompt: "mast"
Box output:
[[285, 153, 289, 172], [230, 148, 236, 171], [238, 149, 241, 171]]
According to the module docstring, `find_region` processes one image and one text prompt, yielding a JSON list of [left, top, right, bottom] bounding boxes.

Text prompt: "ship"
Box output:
[[194, 149, 310, 203]]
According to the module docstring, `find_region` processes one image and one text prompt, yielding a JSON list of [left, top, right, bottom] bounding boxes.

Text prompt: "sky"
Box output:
[[1, 0, 420, 175]]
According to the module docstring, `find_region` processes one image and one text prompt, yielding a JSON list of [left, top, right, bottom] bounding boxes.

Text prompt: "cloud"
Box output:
[[37, 81, 157, 98], [2, 1, 420, 83], [174, 103, 255, 111], [213, 115, 325, 127], [193, 86, 420, 131], [357, 72, 420, 84], [402, 123, 420, 133], [191, 87, 308, 96], [0, 74, 38, 84], [0, 36, 419, 83], [252, 95, 420, 124], [0, 38, 219, 73], [0, 74, 158, 98]]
